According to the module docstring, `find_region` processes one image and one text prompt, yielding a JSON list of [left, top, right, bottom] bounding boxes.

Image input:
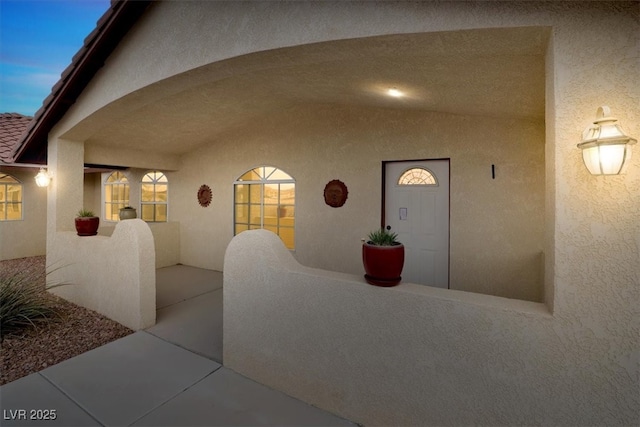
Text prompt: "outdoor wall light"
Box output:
[[578, 106, 637, 175], [35, 167, 51, 187]]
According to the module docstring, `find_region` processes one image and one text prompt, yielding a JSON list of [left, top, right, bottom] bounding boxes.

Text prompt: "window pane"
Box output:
[[268, 169, 293, 180], [263, 216, 277, 226], [398, 167, 437, 185], [155, 204, 167, 222], [235, 204, 249, 223], [7, 203, 22, 220], [141, 204, 154, 221], [107, 171, 128, 183], [115, 185, 124, 202], [155, 184, 167, 202], [0, 185, 5, 202], [280, 183, 295, 205], [0, 203, 5, 219], [235, 224, 249, 234], [279, 228, 295, 250], [280, 205, 294, 219], [249, 184, 262, 203], [249, 204, 261, 225], [234, 166, 295, 249], [141, 184, 154, 202], [263, 184, 279, 205], [239, 169, 261, 181], [7, 185, 21, 202], [235, 184, 249, 202]]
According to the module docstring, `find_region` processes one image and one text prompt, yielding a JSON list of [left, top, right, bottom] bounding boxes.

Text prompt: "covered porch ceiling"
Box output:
[[65, 26, 548, 159]]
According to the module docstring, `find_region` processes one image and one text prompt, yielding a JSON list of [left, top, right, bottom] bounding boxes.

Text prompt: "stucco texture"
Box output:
[[43, 1, 638, 425], [173, 105, 544, 301], [0, 167, 46, 260], [225, 229, 636, 426], [48, 219, 156, 331]]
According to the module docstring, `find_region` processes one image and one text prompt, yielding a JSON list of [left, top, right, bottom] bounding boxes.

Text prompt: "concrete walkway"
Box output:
[[0, 265, 356, 427]]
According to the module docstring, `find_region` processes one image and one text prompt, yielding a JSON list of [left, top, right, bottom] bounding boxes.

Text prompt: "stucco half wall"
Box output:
[[224, 230, 637, 426], [48, 219, 156, 330]]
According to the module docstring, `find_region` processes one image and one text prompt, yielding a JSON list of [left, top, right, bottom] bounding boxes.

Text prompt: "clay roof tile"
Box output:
[[0, 113, 33, 163]]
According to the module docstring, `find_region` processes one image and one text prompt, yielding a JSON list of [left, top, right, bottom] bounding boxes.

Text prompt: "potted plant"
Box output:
[[75, 209, 99, 236], [119, 206, 137, 220], [362, 227, 404, 287]]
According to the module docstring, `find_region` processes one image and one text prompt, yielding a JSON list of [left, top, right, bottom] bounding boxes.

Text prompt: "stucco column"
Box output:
[[47, 137, 84, 253]]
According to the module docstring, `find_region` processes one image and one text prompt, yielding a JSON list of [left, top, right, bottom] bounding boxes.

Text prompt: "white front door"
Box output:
[[384, 160, 450, 288]]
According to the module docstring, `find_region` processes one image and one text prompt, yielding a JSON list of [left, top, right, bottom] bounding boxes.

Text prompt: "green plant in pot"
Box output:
[[75, 209, 99, 236], [362, 227, 404, 287]]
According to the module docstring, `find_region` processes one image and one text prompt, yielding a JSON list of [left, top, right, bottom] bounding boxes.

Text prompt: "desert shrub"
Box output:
[[0, 268, 62, 339]]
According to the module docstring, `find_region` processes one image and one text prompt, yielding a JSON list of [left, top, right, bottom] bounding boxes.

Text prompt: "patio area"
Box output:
[[0, 265, 355, 426]]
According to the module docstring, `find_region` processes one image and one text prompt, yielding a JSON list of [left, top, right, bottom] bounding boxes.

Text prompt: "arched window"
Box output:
[[234, 166, 295, 249], [141, 171, 168, 222], [0, 173, 23, 221], [104, 171, 130, 221], [398, 167, 438, 186]]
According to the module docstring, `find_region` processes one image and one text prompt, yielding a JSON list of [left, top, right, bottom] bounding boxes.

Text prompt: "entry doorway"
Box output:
[[383, 159, 450, 288]]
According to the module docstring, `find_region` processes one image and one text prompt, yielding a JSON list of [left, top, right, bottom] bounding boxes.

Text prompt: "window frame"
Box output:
[[103, 171, 130, 222], [397, 167, 439, 186], [234, 166, 296, 250], [140, 171, 169, 223], [0, 173, 24, 221]]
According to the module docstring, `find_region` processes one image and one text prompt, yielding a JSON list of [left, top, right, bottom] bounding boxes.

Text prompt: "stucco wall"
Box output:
[[174, 105, 545, 301], [100, 222, 180, 269], [225, 230, 637, 426], [0, 167, 46, 260], [42, 1, 638, 425], [48, 219, 156, 331], [82, 172, 101, 216]]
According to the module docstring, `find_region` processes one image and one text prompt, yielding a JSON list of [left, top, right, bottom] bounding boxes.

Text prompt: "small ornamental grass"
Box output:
[[0, 268, 64, 340], [76, 208, 95, 217], [366, 228, 401, 246]]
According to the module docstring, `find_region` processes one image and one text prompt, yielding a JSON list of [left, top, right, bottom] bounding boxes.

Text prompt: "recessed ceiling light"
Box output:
[[387, 88, 403, 97]]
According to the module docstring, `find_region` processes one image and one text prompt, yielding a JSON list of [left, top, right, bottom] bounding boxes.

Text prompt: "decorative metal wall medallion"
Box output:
[[197, 184, 212, 207], [324, 179, 348, 208]]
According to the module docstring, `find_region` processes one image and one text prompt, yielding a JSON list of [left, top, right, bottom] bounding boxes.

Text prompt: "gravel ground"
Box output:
[[1, 256, 133, 385]]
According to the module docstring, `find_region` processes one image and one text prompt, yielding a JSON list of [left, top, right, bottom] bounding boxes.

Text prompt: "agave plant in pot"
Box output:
[[75, 209, 99, 236], [362, 227, 404, 287]]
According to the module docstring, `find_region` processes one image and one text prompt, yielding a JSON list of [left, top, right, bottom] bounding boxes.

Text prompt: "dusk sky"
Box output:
[[1, 0, 110, 117]]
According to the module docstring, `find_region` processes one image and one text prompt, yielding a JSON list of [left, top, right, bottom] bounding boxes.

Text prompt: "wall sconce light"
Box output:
[[35, 167, 51, 187], [578, 106, 637, 175]]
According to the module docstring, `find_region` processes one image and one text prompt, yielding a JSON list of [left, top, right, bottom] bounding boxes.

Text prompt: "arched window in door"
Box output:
[[234, 166, 295, 249], [398, 167, 438, 186]]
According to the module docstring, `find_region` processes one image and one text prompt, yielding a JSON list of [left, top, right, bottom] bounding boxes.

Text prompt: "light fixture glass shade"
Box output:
[[35, 168, 51, 187], [578, 106, 636, 175]]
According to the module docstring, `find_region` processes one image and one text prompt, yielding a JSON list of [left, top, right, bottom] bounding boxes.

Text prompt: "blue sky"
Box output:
[[1, 0, 110, 116]]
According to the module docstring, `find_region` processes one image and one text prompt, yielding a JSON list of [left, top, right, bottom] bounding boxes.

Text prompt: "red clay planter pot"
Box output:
[[362, 242, 405, 287], [75, 217, 100, 236]]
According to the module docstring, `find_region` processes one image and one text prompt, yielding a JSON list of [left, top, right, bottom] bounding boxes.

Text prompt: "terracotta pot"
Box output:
[[75, 217, 99, 236], [119, 207, 137, 220], [362, 242, 404, 287]]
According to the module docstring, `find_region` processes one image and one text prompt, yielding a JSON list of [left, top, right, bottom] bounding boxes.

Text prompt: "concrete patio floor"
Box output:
[[0, 265, 356, 427]]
